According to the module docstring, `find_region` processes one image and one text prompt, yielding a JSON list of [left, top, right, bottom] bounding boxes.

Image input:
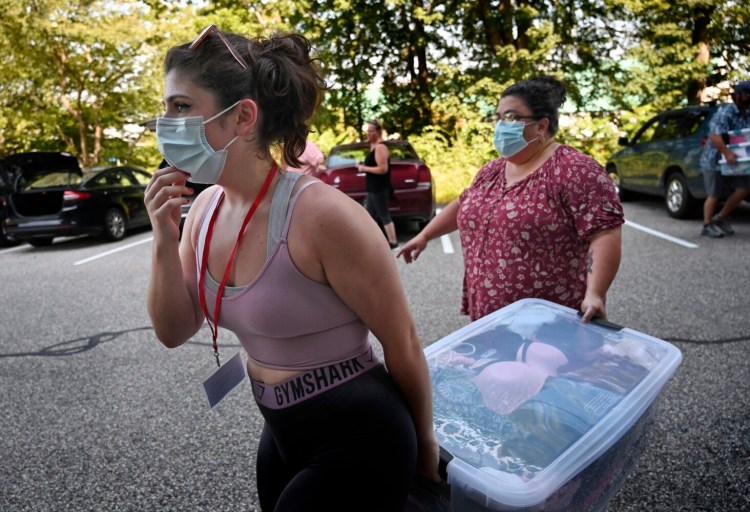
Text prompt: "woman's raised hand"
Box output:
[[144, 165, 193, 242]]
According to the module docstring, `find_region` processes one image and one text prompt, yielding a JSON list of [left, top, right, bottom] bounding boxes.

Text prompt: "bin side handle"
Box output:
[[577, 311, 624, 331], [438, 446, 453, 481]]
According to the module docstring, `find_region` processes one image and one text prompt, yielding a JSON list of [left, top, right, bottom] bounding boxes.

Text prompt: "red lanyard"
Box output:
[[198, 163, 278, 366]]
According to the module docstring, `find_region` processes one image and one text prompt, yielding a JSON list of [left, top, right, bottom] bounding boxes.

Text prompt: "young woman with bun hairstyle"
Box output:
[[145, 25, 439, 511]]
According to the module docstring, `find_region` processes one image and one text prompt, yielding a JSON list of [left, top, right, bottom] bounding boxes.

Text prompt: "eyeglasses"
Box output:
[[495, 112, 540, 123], [190, 24, 249, 70]]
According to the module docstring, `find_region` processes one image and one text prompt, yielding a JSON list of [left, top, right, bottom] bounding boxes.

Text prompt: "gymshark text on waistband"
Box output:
[[250, 348, 380, 409]]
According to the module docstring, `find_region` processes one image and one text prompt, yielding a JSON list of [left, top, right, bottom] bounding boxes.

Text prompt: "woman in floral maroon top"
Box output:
[[398, 76, 624, 322]]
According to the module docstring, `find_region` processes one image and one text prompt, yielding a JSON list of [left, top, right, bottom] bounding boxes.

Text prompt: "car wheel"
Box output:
[[664, 172, 698, 219], [104, 208, 126, 241], [28, 237, 54, 247], [0, 215, 19, 247], [607, 165, 630, 201]]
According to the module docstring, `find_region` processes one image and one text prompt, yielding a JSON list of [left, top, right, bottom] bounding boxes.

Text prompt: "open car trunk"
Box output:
[[5, 152, 81, 217]]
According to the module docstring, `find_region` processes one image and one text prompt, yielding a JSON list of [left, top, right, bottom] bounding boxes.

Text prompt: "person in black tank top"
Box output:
[[357, 119, 398, 249]]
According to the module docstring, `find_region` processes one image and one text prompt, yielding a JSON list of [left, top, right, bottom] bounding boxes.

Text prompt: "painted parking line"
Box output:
[[624, 219, 698, 249], [440, 234, 455, 254], [0, 245, 27, 255], [74, 236, 154, 265], [434, 208, 455, 254]]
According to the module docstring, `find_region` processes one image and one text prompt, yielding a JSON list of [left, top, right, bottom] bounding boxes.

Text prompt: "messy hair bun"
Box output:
[[501, 76, 567, 135], [164, 30, 327, 167]]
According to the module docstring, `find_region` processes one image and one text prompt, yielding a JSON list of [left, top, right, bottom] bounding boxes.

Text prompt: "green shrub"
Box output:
[[409, 120, 495, 203]]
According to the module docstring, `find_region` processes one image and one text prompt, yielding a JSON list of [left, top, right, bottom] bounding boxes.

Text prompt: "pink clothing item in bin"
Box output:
[[474, 342, 568, 415]]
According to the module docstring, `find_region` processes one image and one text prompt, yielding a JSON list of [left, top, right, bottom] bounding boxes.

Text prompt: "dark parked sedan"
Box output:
[[319, 140, 435, 228], [3, 152, 152, 246]]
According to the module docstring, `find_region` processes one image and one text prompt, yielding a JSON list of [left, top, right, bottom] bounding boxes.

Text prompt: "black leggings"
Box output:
[[365, 189, 393, 225], [255, 365, 417, 511]]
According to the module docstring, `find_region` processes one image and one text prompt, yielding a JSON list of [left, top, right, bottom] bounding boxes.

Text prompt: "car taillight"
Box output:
[[64, 190, 91, 201], [417, 166, 432, 188]]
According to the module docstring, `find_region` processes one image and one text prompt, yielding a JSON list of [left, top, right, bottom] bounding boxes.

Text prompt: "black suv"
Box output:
[[606, 105, 717, 218]]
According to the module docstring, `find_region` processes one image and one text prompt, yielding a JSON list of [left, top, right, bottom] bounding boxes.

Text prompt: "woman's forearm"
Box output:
[[421, 199, 460, 241], [586, 226, 622, 297], [147, 240, 202, 347]]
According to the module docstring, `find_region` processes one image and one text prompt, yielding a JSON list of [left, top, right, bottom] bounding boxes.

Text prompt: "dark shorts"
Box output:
[[254, 364, 418, 511], [365, 189, 393, 225], [703, 169, 750, 196]]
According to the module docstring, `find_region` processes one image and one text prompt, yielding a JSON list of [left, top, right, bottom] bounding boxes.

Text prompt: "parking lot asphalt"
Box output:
[[0, 197, 748, 511]]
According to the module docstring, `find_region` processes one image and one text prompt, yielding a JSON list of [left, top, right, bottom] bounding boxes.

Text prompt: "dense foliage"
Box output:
[[1, 0, 748, 199]]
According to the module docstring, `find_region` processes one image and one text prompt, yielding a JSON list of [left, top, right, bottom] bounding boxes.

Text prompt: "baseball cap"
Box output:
[[734, 80, 750, 94]]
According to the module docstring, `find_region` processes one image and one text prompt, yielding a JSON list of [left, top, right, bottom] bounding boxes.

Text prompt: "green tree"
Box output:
[[614, 0, 750, 110], [0, 0, 166, 165]]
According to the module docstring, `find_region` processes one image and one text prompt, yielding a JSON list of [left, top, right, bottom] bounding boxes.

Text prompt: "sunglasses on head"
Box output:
[[189, 24, 249, 70]]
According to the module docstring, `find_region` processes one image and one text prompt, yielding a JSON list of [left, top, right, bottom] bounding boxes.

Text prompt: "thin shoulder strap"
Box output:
[[196, 187, 224, 269], [267, 172, 303, 257], [280, 180, 322, 238]]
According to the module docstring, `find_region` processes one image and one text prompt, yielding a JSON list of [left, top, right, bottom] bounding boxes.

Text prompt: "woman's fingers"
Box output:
[[145, 167, 193, 239], [145, 168, 191, 208]]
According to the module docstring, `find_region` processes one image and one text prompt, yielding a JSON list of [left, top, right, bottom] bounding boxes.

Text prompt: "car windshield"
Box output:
[[21, 172, 83, 191]]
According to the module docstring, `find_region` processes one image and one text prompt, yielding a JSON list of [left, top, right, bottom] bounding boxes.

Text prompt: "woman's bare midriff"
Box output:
[[247, 359, 305, 385]]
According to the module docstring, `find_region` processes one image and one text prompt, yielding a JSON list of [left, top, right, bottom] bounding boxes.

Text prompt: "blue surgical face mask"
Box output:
[[493, 120, 538, 157], [156, 101, 241, 184]]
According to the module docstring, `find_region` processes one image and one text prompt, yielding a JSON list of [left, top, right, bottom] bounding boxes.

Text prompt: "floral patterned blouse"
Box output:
[[457, 145, 624, 321]]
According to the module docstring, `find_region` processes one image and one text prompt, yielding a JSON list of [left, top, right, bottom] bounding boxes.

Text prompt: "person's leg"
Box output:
[[714, 176, 750, 235], [703, 195, 719, 225], [256, 423, 294, 511], [717, 188, 750, 219], [383, 220, 397, 246], [712, 188, 747, 236], [372, 190, 397, 246], [261, 366, 418, 512], [364, 192, 378, 221], [701, 170, 725, 237]]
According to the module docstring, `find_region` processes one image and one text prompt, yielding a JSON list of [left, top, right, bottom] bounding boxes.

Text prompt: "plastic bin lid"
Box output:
[[425, 298, 682, 509]]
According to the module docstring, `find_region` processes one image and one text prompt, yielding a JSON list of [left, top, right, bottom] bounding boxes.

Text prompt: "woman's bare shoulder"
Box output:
[[292, 179, 376, 241]]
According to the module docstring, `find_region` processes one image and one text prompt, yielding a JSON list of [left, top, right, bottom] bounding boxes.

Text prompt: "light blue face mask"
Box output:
[[156, 101, 241, 184], [493, 120, 538, 157]]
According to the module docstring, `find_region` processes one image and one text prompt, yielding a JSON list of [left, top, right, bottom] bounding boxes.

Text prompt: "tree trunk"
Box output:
[[688, 5, 715, 105]]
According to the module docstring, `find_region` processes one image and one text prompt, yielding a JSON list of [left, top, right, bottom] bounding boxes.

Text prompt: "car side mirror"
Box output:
[[617, 136, 629, 146]]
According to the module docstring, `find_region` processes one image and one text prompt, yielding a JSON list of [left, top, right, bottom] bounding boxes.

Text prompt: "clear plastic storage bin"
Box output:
[[412, 298, 682, 512], [720, 140, 750, 175]]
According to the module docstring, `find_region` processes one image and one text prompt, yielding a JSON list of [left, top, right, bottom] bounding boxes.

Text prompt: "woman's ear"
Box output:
[[537, 117, 550, 137], [235, 98, 258, 136]]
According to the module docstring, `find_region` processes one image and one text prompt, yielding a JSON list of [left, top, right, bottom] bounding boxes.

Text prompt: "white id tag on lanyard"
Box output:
[[202, 351, 247, 408]]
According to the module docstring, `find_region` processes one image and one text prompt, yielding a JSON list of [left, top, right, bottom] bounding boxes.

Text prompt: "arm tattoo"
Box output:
[[586, 251, 593, 274]]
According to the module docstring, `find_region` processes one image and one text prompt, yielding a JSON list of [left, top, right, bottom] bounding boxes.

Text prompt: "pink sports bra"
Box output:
[[196, 173, 371, 370]]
